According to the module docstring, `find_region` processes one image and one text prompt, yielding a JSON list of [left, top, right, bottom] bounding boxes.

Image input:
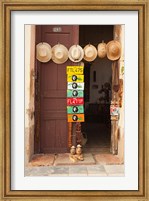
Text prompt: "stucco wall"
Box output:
[[25, 25, 35, 166], [114, 25, 125, 162]]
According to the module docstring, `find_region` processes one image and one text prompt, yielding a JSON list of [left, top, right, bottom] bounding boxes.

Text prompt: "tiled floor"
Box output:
[[25, 164, 124, 177], [25, 152, 124, 177]]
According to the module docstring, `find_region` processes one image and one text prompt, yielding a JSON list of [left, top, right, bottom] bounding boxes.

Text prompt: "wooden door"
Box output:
[[35, 25, 79, 153]]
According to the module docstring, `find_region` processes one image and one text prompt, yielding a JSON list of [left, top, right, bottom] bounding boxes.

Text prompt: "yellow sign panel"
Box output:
[[67, 74, 84, 82], [67, 114, 85, 122], [67, 66, 84, 75]]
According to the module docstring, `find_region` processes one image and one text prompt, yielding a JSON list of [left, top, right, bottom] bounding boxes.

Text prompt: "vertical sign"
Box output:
[[66, 66, 85, 122]]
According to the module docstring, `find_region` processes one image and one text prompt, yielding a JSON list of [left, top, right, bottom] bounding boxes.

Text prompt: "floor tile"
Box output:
[[104, 165, 124, 176], [49, 166, 69, 176], [69, 166, 87, 176], [87, 165, 107, 176]]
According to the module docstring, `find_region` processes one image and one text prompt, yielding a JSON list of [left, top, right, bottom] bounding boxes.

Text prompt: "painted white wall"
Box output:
[[25, 25, 31, 128], [117, 25, 125, 162], [89, 58, 112, 103], [25, 25, 35, 166]]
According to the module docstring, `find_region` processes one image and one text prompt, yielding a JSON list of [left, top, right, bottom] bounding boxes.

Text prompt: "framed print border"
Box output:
[[0, 0, 148, 200]]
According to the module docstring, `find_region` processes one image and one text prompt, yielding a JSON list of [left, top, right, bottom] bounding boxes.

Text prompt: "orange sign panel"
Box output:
[[67, 114, 85, 122]]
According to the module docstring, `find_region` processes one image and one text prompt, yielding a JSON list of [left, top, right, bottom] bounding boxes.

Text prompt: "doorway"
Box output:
[[35, 25, 113, 154], [79, 25, 113, 153]]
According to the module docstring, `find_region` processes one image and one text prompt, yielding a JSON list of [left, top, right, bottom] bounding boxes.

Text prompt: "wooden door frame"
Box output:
[[34, 25, 42, 153]]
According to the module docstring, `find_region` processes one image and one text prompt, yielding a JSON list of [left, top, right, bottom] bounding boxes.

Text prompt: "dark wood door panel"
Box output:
[[42, 98, 66, 111], [35, 25, 79, 153], [42, 90, 66, 98], [42, 111, 67, 119], [40, 64, 57, 91], [40, 64, 67, 92], [57, 65, 67, 89], [41, 119, 68, 153]]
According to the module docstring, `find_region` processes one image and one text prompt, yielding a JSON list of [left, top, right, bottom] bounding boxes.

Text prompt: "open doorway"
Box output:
[[79, 25, 113, 153]]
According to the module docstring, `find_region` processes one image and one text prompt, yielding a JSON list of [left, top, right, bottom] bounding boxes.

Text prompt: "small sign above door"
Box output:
[[53, 27, 62, 32]]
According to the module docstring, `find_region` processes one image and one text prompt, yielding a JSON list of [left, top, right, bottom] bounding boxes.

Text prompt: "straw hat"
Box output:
[[52, 44, 68, 64], [68, 45, 84, 62], [36, 42, 52, 63], [106, 40, 121, 61], [84, 44, 97, 62], [97, 42, 107, 58]]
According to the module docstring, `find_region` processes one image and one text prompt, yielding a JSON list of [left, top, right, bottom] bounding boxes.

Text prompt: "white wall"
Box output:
[[89, 57, 112, 103], [25, 25, 36, 166]]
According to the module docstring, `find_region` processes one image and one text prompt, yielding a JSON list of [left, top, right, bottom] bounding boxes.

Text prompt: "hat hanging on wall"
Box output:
[[52, 43, 68, 64], [36, 42, 52, 63], [83, 44, 97, 62], [68, 45, 84, 62], [97, 41, 107, 58], [106, 40, 121, 61]]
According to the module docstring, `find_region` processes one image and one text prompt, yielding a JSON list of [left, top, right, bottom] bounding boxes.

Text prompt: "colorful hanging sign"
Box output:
[[67, 74, 84, 82], [67, 114, 85, 122], [67, 82, 84, 90], [66, 65, 85, 123], [67, 66, 84, 75], [67, 105, 84, 114], [110, 105, 119, 116], [67, 98, 84, 106], [67, 90, 84, 98]]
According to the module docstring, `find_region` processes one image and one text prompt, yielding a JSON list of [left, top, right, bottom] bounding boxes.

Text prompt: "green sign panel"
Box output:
[[67, 90, 84, 97], [67, 105, 84, 114]]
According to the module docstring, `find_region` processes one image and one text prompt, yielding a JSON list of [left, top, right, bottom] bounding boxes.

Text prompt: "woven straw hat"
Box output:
[[97, 42, 107, 58], [52, 44, 68, 64], [106, 40, 121, 61], [68, 45, 84, 62], [84, 44, 97, 62], [36, 42, 52, 63]]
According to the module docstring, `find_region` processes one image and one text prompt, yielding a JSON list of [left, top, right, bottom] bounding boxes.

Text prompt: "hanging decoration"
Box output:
[[83, 44, 97, 62], [106, 40, 121, 61], [66, 66, 85, 123], [97, 41, 107, 58], [36, 42, 52, 63], [51, 43, 68, 64], [68, 45, 84, 62], [36, 40, 121, 63]]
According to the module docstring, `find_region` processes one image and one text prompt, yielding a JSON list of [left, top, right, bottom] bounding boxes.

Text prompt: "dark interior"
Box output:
[[79, 25, 113, 153]]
